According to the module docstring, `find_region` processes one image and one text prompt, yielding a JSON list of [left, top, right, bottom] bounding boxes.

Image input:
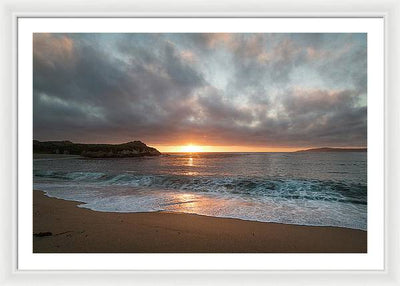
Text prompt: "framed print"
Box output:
[[18, 16, 383, 269], [1, 0, 399, 285]]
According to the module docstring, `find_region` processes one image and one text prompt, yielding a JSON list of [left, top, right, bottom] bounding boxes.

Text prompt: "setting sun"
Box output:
[[179, 145, 205, 153]]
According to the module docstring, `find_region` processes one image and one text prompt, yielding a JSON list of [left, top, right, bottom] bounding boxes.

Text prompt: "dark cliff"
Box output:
[[33, 140, 161, 158]]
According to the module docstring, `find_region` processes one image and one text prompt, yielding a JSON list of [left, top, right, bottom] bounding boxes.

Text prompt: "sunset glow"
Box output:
[[178, 145, 206, 153], [33, 33, 367, 150], [153, 145, 302, 153]]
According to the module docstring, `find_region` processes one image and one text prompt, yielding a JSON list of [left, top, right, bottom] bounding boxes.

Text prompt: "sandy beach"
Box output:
[[33, 190, 367, 253]]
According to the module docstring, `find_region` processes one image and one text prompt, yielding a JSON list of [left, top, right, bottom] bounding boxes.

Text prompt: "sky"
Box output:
[[33, 33, 367, 152]]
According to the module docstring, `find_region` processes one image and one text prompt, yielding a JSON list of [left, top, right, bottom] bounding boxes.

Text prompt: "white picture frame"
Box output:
[[1, 0, 399, 285]]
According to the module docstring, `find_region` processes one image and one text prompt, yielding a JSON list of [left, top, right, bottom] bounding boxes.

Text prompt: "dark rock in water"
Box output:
[[33, 232, 53, 237], [33, 140, 161, 158]]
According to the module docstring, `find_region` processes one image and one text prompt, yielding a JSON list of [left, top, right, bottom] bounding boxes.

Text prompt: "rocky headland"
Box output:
[[33, 140, 161, 158]]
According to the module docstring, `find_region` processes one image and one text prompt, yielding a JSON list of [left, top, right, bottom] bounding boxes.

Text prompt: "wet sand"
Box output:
[[33, 190, 367, 253]]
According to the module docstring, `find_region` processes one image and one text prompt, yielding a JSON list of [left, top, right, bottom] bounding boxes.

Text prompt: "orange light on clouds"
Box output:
[[152, 144, 301, 153]]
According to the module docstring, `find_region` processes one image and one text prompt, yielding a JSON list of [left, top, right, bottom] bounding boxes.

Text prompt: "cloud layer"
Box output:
[[33, 33, 367, 148]]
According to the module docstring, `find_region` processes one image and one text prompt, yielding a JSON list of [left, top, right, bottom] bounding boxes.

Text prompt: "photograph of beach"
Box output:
[[33, 33, 367, 253]]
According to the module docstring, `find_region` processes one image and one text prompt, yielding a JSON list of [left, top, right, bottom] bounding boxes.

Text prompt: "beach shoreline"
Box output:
[[33, 190, 367, 253]]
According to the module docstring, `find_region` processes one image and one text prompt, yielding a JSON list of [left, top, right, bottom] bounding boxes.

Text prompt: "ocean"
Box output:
[[33, 152, 367, 230]]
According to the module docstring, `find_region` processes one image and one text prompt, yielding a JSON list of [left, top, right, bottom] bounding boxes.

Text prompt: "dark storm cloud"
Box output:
[[33, 33, 367, 147]]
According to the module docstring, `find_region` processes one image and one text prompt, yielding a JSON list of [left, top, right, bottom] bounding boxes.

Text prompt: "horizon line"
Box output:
[[33, 139, 367, 153]]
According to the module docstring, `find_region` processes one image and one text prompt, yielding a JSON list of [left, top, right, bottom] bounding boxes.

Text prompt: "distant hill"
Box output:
[[33, 140, 161, 158], [296, 147, 367, 153]]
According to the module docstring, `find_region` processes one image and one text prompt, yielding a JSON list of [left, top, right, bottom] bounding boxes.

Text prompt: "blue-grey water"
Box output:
[[33, 152, 367, 230]]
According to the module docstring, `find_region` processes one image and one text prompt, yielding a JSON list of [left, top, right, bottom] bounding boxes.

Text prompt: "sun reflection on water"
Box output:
[[183, 171, 198, 176]]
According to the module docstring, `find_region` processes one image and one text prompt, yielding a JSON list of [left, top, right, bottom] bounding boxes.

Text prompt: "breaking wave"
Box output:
[[34, 170, 366, 206]]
